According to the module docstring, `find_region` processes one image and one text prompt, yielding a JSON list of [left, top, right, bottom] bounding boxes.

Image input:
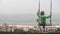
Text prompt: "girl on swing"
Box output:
[[37, 10, 51, 32]]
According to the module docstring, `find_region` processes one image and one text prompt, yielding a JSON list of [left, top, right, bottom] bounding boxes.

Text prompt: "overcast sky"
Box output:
[[0, 0, 60, 15]]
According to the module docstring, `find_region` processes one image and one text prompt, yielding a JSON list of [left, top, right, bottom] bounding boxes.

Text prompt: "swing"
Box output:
[[37, 0, 52, 26]]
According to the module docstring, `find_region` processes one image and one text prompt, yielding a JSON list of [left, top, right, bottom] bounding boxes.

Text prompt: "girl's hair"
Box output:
[[41, 11, 45, 15]]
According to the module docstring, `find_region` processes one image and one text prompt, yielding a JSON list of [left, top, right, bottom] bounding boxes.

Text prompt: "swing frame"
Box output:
[[37, 0, 52, 26]]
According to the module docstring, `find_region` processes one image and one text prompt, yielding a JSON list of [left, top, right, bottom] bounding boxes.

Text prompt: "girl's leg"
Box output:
[[43, 25, 45, 32]]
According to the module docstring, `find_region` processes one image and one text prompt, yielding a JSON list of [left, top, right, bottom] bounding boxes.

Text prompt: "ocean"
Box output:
[[0, 14, 60, 26]]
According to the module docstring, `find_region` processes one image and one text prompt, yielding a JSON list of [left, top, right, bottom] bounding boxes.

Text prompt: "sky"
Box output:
[[0, 0, 60, 15], [0, 0, 60, 26]]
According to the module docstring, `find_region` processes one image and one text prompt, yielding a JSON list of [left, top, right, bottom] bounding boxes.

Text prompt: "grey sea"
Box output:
[[0, 14, 60, 26]]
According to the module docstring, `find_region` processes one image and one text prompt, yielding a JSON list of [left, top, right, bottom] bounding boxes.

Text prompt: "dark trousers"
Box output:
[[38, 23, 46, 32]]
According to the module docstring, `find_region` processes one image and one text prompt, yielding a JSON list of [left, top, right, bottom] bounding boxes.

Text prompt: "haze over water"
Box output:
[[0, 14, 60, 26]]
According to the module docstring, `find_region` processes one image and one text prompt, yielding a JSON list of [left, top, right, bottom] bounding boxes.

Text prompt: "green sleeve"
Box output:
[[45, 15, 51, 18], [37, 10, 40, 17]]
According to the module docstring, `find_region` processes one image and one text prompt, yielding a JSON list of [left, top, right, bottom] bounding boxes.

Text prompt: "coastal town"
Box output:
[[0, 23, 60, 32]]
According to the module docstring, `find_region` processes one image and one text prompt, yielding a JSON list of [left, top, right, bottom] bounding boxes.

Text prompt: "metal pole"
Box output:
[[50, 0, 52, 25], [38, 0, 40, 12]]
